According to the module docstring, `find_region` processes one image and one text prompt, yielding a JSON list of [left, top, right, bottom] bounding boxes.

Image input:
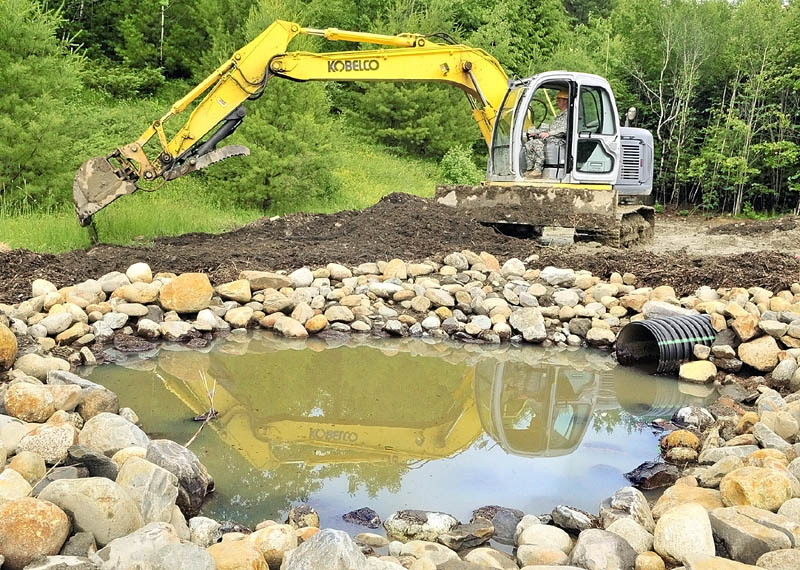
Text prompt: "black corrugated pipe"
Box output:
[[616, 314, 717, 374]]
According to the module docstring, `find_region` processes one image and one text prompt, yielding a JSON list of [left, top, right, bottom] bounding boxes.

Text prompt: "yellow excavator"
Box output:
[[140, 339, 710, 475], [74, 20, 654, 246]]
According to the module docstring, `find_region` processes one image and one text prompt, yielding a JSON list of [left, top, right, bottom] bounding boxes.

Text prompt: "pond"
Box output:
[[83, 332, 714, 532]]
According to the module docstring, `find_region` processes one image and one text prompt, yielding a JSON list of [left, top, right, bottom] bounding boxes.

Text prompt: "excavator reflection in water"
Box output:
[[134, 336, 713, 479]]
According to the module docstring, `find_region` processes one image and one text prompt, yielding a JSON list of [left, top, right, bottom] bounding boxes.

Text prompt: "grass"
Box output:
[[0, 179, 262, 253], [0, 140, 441, 253]]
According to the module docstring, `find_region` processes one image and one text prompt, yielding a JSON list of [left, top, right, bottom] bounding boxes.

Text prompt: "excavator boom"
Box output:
[[73, 20, 508, 225]]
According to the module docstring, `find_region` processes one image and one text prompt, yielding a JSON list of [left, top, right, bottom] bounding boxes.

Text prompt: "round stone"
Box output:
[[0, 497, 70, 570]]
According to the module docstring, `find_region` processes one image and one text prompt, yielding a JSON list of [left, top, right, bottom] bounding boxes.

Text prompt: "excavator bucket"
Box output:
[[73, 156, 138, 226]]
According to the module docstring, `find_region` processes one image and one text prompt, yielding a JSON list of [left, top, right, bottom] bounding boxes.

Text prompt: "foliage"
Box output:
[[4, 0, 800, 241], [439, 145, 483, 184], [0, 0, 83, 207]]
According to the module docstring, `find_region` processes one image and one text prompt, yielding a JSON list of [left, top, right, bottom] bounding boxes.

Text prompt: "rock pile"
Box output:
[[1, 259, 798, 381], [1, 258, 800, 568]]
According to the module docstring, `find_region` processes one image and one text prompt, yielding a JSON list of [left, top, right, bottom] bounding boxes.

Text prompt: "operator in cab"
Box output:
[[524, 89, 569, 178]]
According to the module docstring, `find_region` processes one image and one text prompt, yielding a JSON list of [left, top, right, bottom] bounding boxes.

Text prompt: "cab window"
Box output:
[[576, 85, 616, 174]]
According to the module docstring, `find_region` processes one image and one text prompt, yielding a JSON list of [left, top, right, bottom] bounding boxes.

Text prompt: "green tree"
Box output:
[[0, 0, 83, 207]]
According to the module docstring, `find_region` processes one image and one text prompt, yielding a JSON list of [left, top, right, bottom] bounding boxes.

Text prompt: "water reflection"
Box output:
[[86, 333, 714, 527]]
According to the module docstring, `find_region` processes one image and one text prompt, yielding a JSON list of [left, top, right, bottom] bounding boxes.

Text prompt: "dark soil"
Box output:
[[707, 216, 799, 236], [2, 193, 799, 304]]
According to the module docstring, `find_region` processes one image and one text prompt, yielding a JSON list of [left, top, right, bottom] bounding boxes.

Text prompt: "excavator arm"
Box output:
[[73, 20, 509, 225]]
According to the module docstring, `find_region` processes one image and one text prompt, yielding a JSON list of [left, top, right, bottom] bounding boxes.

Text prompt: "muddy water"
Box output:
[[84, 333, 714, 531]]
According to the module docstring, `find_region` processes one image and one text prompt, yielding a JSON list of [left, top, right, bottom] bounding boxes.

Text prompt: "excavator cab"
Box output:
[[487, 72, 624, 185]]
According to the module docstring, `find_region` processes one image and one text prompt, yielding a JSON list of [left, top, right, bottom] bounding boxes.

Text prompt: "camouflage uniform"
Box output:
[[524, 110, 568, 173]]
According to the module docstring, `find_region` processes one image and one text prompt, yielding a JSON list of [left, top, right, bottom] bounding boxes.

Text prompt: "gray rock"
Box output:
[[383, 510, 458, 542], [606, 518, 653, 554], [508, 308, 546, 342], [437, 520, 493, 550], [599, 486, 655, 533], [754, 422, 793, 454], [47, 371, 100, 390], [569, 529, 637, 570], [78, 413, 148, 457], [343, 507, 382, 529], [642, 301, 695, 319], [102, 313, 128, 330], [145, 440, 213, 517], [772, 358, 798, 384], [189, 517, 222, 548], [698, 445, 760, 465], [552, 505, 598, 532], [471, 506, 523, 545], [21, 556, 97, 569], [500, 258, 525, 278], [444, 253, 469, 271], [41, 313, 74, 335], [284, 529, 368, 570], [553, 289, 580, 307], [59, 532, 97, 558], [289, 267, 314, 288], [673, 406, 715, 430], [32, 466, 89, 496], [708, 507, 792, 564], [116, 456, 178, 524], [38, 477, 144, 547], [67, 445, 118, 480], [624, 461, 680, 491], [540, 267, 575, 287], [91, 521, 213, 570]]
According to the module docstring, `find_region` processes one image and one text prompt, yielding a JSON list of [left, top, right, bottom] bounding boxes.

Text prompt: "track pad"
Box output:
[[74, 157, 138, 226]]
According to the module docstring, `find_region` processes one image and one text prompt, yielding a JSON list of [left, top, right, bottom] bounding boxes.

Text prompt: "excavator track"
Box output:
[[435, 184, 655, 247]]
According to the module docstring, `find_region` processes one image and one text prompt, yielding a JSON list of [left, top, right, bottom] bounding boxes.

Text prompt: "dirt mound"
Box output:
[[2, 193, 799, 304], [707, 216, 798, 236]]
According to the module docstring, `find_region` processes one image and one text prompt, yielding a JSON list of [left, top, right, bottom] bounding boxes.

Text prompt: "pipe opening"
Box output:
[[616, 315, 716, 375]]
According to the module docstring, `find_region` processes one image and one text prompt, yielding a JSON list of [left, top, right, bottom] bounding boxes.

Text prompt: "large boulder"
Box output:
[[208, 540, 268, 570], [517, 524, 574, 554], [569, 528, 637, 570], [600, 486, 656, 533], [159, 273, 213, 313], [0, 497, 70, 570], [0, 323, 17, 370], [383, 510, 458, 542], [18, 422, 79, 464], [38, 477, 143, 547], [283, 529, 368, 570], [651, 483, 723, 518], [115, 456, 179, 524], [248, 524, 297, 568], [91, 521, 215, 570], [708, 506, 794, 564], [78, 413, 148, 457], [653, 502, 715, 564], [720, 467, 793, 512], [509, 308, 546, 342], [738, 336, 781, 372], [146, 439, 213, 517], [4, 383, 55, 423]]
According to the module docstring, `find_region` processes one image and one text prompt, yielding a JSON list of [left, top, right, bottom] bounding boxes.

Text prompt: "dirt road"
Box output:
[[1, 194, 799, 303]]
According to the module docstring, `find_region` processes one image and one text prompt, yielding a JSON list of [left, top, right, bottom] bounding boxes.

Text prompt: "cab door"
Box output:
[[570, 79, 621, 184]]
